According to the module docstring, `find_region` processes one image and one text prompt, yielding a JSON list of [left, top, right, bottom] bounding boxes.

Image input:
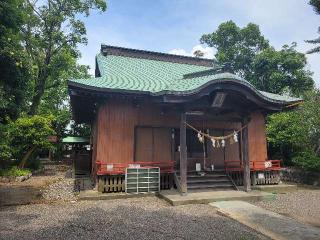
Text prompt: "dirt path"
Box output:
[[0, 161, 73, 206]]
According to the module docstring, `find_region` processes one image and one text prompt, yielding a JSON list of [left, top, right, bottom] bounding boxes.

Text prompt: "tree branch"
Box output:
[[26, 0, 41, 17]]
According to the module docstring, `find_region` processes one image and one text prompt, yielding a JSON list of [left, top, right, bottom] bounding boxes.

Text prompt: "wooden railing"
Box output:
[[225, 160, 282, 172], [96, 161, 175, 175]]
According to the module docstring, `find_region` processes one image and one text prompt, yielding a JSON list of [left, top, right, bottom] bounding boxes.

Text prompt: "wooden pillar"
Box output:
[[242, 118, 251, 192], [180, 112, 187, 195]]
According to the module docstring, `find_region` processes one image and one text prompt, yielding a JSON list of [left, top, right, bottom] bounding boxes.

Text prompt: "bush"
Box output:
[[0, 123, 12, 164], [0, 166, 31, 177], [292, 150, 320, 171], [9, 115, 55, 168], [267, 90, 320, 169]]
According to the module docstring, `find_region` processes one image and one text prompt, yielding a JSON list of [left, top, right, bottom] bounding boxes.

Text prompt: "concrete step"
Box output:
[[159, 190, 274, 206], [187, 183, 235, 190], [184, 174, 228, 179], [186, 178, 231, 184], [176, 170, 226, 175]]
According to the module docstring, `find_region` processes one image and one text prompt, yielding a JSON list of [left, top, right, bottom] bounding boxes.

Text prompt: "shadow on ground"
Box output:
[[0, 198, 270, 240]]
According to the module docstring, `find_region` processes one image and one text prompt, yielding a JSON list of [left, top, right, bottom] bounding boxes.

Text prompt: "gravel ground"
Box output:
[[42, 178, 77, 202], [251, 188, 320, 227], [0, 196, 269, 240]]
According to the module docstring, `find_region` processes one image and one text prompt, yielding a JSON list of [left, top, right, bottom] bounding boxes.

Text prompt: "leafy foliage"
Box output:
[[252, 43, 314, 95], [0, 0, 105, 167], [68, 122, 91, 137], [22, 0, 106, 114], [0, 123, 12, 162], [267, 112, 306, 147], [267, 90, 320, 170], [0, 166, 31, 177], [306, 0, 320, 54], [0, 0, 32, 122], [267, 111, 304, 165], [9, 115, 55, 167], [292, 151, 320, 171], [201, 21, 269, 78], [201, 21, 314, 95]]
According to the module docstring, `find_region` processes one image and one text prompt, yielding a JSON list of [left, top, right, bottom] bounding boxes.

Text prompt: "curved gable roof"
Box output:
[[68, 45, 301, 108]]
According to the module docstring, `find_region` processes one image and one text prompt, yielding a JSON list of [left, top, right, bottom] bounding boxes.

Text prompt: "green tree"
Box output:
[[0, 123, 12, 165], [201, 21, 314, 95], [252, 43, 314, 95], [200, 21, 269, 78], [306, 0, 320, 54], [267, 90, 320, 170], [0, 0, 32, 122], [68, 122, 91, 137], [23, 0, 106, 115], [267, 111, 305, 164], [9, 115, 55, 168]]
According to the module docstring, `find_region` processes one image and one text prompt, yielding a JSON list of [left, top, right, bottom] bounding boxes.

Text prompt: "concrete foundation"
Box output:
[[158, 189, 274, 206]]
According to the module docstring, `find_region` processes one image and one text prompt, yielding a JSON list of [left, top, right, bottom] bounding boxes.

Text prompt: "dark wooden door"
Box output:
[[135, 127, 153, 162], [135, 127, 172, 162], [153, 128, 172, 162]]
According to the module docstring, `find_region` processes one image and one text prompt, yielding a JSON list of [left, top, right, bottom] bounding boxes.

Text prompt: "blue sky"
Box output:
[[78, 0, 320, 87]]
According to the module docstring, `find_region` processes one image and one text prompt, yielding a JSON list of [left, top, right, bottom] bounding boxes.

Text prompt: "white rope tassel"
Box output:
[[211, 138, 216, 148], [233, 131, 238, 142], [197, 131, 204, 143], [221, 139, 226, 147]]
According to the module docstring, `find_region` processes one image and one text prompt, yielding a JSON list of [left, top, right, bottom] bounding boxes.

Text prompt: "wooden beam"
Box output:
[[242, 117, 251, 192], [180, 112, 188, 195]]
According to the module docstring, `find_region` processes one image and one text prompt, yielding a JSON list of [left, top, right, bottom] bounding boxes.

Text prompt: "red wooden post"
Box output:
[[180, 112, 187, 195]]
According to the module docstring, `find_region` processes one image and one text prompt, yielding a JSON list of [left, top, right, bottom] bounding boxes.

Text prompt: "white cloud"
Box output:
[[169, 45, 216, 59], [168, 48, 190, 56]]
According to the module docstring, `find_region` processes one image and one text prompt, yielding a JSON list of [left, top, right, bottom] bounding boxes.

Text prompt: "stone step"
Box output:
[[176, 170, 226, 175], [184, 174, 229, 179], [176, 170, 237, 191], [187, 183, 235, 190], [186, 178, 231, 184]]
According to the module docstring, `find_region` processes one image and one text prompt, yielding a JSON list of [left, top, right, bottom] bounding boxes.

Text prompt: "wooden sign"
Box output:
[[47, 135, 58, 143]]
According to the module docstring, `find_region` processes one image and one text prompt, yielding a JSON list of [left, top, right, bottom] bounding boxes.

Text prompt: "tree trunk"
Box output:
[[29, 70, 47, 115], [19, 146, 37, 168], [315, 144, 320, 156], [29, 46, 51, 115]]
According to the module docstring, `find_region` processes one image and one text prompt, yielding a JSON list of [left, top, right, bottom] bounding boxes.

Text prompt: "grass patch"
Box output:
[[0, 166, 31, 177]]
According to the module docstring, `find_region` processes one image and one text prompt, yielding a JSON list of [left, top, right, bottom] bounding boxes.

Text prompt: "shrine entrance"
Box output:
[[173, 126, 241, 172]]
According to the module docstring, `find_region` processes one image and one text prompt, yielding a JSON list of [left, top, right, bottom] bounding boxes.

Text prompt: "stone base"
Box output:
[[0, 173, 32, 183]]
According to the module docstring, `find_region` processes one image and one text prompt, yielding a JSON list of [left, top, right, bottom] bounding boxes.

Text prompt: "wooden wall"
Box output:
[[91, 116, 98, 177], [248, 112, 268, 167], [92, 99, 268, 170]]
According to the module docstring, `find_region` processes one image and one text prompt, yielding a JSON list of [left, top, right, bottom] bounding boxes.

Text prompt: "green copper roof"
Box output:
[[62, 136, 89, 143], [69, 51, 301, 104]]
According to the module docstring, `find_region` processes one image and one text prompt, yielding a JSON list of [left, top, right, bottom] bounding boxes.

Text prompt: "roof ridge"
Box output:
[[101, 44, 216, 67], [183, 67, 224, 79]]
